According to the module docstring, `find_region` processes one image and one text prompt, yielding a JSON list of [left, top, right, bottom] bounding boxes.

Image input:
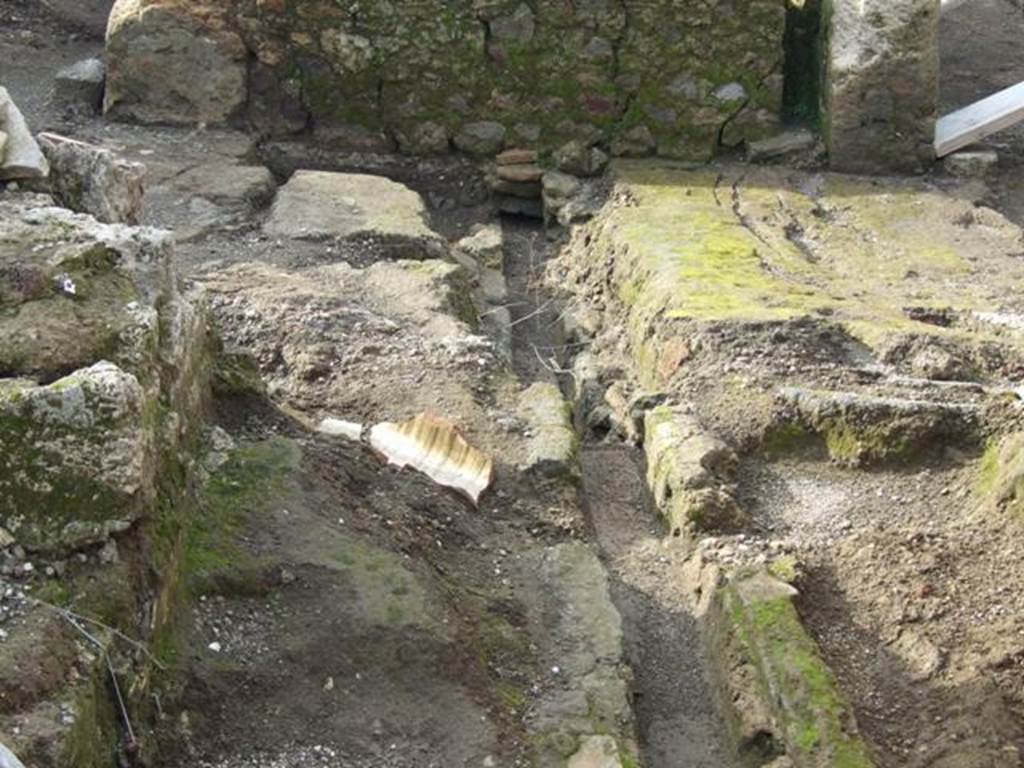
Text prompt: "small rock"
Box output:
[[492, 178, 541, 199], [0, 87, 49, 180], [496, 164, 543, 183], [489, 3, 535, 43], [747, 129, 818, 164], [553, 139, 609, 177], [496, 148, 538, 166], [714, 82, 748, 102], [455, 223, 504, 270], [610, 125, 656, 158], [208, 641, 222, 653], [396, 121, 450, 155], [98, 539, 119, 565], [944, 149, 999, 177], [54, 58, 106, 115], [542, 171, 581, 201], [454, 122, 507, 157], [37, 133, 145, 224]]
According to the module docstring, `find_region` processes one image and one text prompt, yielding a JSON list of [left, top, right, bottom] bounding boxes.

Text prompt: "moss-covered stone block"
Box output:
[[713, 570, 875, 767], [977, 432, 1024, 516], [0, 363, 153, 553], [561, 162, 1024, 369], [643, 405, 744, 536], [776, 387, 979, 467], [517, 381, 579, 478]]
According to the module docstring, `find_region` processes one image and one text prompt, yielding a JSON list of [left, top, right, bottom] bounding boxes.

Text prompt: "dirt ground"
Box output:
[[3, 1, 1024, 767], [941, 0, 1024, 225]]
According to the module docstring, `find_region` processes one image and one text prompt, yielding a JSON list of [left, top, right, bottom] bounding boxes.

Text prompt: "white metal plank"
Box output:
[[935, 80, 1024, 157], [941, 0, 973, 12]]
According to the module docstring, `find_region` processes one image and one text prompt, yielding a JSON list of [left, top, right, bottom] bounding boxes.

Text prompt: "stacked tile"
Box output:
[[492, 148, 543, 219]]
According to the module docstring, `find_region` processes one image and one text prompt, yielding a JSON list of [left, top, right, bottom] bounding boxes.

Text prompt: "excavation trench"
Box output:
[[502, 218, 737, 768]]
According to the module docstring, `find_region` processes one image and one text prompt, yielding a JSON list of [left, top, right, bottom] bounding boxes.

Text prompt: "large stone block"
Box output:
[[105, 0, 247, 124], [38, 133, 146, 224], [0, 363, 151, 552], [824, 0, 940, 172], [0, 197, 210, 553], [264, 170, 445, 259]]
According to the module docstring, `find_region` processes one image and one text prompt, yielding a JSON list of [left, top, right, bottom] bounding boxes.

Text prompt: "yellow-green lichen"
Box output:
[[583, 162, 1024, 360], [977, 433, 1024, 516], [188, 436, 300, 596], [726, 586, 875, 768]]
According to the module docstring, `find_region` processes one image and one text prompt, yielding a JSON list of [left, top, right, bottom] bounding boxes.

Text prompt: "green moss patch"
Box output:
[[188, 436, 300, 596], [574, 162, 1024, 362], [977, 432, 1024, 517], [721, 573, 875, 767]]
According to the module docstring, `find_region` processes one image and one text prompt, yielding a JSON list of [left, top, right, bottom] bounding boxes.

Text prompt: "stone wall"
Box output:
[[105, 0, 786, 161]]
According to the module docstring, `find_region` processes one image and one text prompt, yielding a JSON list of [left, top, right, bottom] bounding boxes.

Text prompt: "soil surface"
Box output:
[[581, 447, 739, 768], [941, 0, 1024, 224]]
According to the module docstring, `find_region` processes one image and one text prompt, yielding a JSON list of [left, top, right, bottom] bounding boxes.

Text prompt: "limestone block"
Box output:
[[0, 87, 48, 180], [825, 0, 940, 172], [105, 0, 247, 124], [38, 133, 145, 224], [264, 171, 445, 259]]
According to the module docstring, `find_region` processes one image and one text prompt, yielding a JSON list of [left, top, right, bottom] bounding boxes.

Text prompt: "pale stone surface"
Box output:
[[0, 87, 48, 180], [0, 363, 147, 552], [54, 58, 106, 114], [454, 223, 503, 270], [265, 171, 445, 259], [825, 0, 940, 172], [517, 382, 577, 477], [38, 133, 145, 224], [0, 196, 177, 379], [450, 223, 510, 357], [105, 0, 247, 124], [0, 196, 209, 553], [944, 149, 999, 177], [746, 128, 819, 164], [568, 735, 623, 768], [644, 405, 743, 534]]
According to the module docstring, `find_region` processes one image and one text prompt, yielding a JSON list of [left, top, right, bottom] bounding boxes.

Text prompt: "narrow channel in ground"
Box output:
[[501, 218, 738, 768], [580, 446, 739, 768]]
